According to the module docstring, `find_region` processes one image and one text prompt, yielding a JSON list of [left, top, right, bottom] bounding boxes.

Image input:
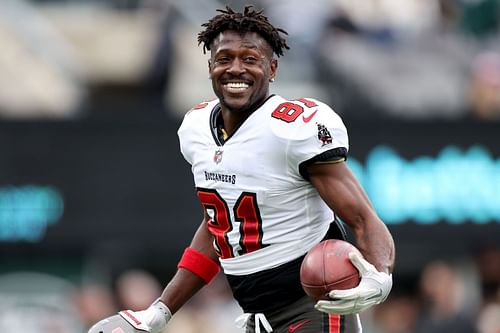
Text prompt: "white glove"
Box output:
[[119, 299, 172, 333], [315, 252, 392, 315]]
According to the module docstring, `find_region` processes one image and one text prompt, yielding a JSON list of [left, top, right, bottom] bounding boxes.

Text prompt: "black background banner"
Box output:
[[0, 117, 498, 279]]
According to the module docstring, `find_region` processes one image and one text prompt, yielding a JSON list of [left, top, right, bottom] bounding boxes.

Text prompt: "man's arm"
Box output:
[[159, 213, 219, 313], [88, 213, 219, 333], [308, 161, 395, 315], [308, 161, 395, 273]]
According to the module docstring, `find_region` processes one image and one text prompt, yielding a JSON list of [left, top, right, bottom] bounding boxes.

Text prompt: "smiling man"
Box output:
[[208, 29, 276, 115], [88, 6, 395, 333]]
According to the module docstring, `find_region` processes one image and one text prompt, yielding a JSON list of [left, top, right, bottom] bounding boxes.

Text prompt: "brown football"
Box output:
[[300, 239, 362, 300]]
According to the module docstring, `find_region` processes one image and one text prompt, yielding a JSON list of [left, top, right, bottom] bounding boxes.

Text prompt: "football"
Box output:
[[300, 239, 362, 300]]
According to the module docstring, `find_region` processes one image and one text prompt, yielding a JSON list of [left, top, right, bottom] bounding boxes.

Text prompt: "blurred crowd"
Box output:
[[0, 245, 498, 332], [0, 0, 499, 332], [307, 0, 500, 120], [0, 0, 499, 120]]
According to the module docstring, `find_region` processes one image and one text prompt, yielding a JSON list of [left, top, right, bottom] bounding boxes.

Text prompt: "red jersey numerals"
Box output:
[[295, 97, 318, 108], [191, 102, 209, 110], [235, 192, 266, 255], [197, 188, 267, 259], [197, 189, 233, 258], [271, 98, 318, 123], [271, 102, 304, 122]]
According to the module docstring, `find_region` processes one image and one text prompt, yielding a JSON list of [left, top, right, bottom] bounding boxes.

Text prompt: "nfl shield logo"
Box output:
[[213, 149, 223, 164]]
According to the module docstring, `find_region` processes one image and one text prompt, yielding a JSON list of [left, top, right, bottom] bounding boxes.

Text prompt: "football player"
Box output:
[[89, 5, 395, 333]]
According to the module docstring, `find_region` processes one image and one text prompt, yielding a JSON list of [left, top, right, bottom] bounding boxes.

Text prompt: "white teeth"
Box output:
[[225, 82, 249, 89]]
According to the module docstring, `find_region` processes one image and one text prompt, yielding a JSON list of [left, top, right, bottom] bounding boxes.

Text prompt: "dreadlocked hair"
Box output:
[[198, 5, 289, 57]]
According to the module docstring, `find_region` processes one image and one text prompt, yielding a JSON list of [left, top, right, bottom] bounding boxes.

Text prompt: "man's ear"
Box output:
[[270, 58, 278, 81], [208, 59, 212, 79]]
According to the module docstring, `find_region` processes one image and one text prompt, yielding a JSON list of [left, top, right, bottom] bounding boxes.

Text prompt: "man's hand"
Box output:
[[315, 252, 392, 315], [88, 299, 172, 333]]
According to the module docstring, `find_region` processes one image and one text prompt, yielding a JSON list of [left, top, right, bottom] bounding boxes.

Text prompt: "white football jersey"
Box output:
[[177, 95, 349, 275]]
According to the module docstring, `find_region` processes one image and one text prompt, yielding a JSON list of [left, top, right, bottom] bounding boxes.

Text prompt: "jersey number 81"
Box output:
[[197, 188, 267, 259]]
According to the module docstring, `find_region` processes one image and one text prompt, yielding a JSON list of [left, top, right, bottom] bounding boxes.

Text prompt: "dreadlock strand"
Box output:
[[198, 5, 289, 57]]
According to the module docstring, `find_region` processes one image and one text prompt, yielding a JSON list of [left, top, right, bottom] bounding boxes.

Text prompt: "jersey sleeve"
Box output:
[[177, 100, 218, 165], [270, 98, 349, 180], [177, 114, 193, 165]]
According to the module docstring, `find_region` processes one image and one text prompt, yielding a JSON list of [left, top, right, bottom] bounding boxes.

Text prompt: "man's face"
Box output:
[[208, 30, 277, 113]]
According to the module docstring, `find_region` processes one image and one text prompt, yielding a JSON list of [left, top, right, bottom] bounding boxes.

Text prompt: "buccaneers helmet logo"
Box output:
[[317, 123, 333, 146]]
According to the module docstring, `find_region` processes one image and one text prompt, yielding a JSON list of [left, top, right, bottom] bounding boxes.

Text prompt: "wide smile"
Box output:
[[222, 81, 252, 94]]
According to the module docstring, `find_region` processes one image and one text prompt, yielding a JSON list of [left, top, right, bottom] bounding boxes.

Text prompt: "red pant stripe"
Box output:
[[328, 314, 341, 333]]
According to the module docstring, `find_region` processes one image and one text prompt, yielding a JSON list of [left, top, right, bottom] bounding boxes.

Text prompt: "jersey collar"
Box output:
[[209, 95, 276, 146]]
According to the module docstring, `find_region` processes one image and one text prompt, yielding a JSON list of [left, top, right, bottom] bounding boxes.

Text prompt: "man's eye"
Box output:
[[243, 57, 258, 64], [215, 57, 230, 64]]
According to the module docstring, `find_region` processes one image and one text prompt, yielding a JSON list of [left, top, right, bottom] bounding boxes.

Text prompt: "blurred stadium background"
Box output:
[[0, 0, 499, 332]]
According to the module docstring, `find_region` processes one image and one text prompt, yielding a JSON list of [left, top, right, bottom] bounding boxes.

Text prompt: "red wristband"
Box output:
[[177, 247, 220, 284]]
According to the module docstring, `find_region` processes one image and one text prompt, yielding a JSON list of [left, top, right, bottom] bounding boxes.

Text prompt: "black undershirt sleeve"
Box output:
[[298, 147, 348, 180]]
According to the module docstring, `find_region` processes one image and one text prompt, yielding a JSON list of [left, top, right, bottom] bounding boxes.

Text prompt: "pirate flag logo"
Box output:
[[213, 149, 223, 164], [317, 123, 333, 146]]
